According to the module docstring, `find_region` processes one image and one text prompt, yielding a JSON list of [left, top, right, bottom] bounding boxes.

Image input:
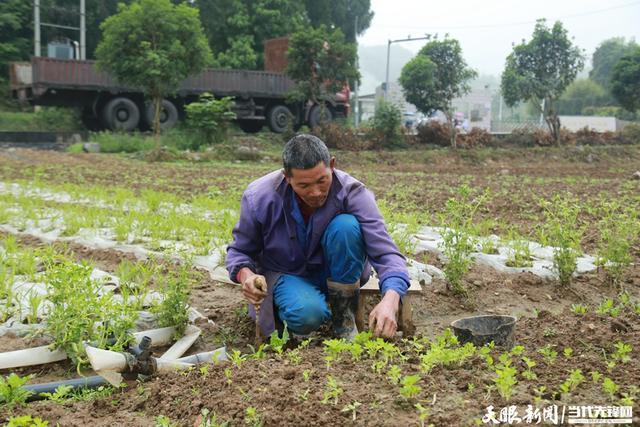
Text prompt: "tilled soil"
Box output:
[[3, 309, 639, 426], [1, 146, 639, 425]]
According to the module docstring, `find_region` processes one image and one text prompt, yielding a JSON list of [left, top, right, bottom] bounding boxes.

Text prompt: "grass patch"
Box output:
[[0, 107, 82, 132]]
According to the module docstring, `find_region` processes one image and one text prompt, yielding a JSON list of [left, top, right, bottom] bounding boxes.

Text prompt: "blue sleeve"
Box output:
[[380, 275, 409, 298]]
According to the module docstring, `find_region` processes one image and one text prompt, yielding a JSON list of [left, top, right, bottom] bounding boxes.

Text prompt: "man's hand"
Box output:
[[368, 290, 400, 338], [238, 268, 267, 306]]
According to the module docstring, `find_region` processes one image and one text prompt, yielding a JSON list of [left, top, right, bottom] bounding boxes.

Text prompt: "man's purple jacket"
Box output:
[[226, 168, 410, 336]]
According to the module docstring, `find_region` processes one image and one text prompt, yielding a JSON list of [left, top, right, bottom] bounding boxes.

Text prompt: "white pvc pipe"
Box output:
[[160, 325, 201, 361], [176, 347, 227, 364], [0, 326, 177, 370]]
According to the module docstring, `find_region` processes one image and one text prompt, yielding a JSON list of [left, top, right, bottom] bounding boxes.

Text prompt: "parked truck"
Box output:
[[9, 38, 350, 133]]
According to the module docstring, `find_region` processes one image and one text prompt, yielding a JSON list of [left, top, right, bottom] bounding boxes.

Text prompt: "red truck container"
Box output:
[[9, 39, 350, 133]]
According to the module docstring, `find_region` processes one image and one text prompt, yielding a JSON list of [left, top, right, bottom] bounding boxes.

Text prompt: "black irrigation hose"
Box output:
[[23, 375, 107, 402]]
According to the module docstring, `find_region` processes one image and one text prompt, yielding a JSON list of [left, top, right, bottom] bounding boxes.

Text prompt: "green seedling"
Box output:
[[596, 298, 620, 317], [505, 234, 533, 268], [493, 353, 517, 401], [197, 408, 230, 427], [611, 341, 632, 363], [244, 406, 263, 427], [321, 375, 344, 405], [302, 369, 312, 382], [269, 324, 289, 355], [6, 416, 49, 427], [603, 377, 619, 400], [248, 344, 269, 360], [387, 365, 402, 385], [559, 369, 584, 394], [563, 347, 573, 359], [521, 357, 537, 380], [538, 345, 558, 365], [39, 384, 72, 402], [538, 195, 584, 286], [228, 349, 247, 368], [0, 373, 34, 408], [590, 370, 602, 383], [341, 401, 362, 421], [570, 303, 587, 315], [298, 388, 310, 401], [154, 415, 176, 427], [286, 349, 302, 365], [400, 375, 422, 399], [415, 403, 431, 427], [224, 368, 233, 387]]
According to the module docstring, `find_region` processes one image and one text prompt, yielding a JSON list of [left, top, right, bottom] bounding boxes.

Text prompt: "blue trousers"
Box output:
[[273, 214, 365, 335]]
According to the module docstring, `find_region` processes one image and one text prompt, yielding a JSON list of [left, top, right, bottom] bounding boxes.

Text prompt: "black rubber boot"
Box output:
[[326, 279, 359, 341]]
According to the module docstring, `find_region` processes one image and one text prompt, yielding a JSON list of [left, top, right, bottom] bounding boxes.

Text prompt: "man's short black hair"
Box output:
[[282, 134, 330, 176]]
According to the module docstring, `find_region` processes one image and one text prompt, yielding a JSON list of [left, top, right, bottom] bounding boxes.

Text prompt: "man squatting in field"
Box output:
[[226, 134, 410, 340]]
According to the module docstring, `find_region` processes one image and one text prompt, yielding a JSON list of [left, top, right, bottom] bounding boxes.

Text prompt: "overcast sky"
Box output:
[[358, 0, 640, 77]]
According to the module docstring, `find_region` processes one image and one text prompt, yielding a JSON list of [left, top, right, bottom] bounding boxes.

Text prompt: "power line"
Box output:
[[375, 0, 640, 32]]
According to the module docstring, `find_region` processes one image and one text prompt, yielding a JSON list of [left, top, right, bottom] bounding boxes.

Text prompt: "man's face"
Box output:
[[285, 159, 335, 208]]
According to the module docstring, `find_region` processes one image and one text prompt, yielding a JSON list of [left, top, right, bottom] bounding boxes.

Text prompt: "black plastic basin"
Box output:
[[451, 315, 517, 349]]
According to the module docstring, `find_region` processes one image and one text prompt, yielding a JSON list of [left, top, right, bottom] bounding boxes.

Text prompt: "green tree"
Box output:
[[611, 47, 640, 113], [287, 25, 359, 106], [590, 37, 638, 91], [557, 79, 609, 115], [304, 0, 374, 43], [399, 35, 477, 148], [95, 0, 212, 136], [196, 0, 306, 69], [0, 0, 31, 98], [501, 20, 584, 144]]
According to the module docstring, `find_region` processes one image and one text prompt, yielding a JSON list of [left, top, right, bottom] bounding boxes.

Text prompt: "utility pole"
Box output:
[[34, 0, 41, 57], [80, 0, 86, 59], [354, 15, 359, 128], [384, 36, 431, 100], [34, 0, 85, 59]]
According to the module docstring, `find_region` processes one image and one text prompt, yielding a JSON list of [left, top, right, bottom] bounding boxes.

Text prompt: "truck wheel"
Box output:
[[145, 99, 179, 131], [238, 120, 264, 134], [308, 104, 333, 128], [267, 105, 293, 133], [102, 97, 140, 131]]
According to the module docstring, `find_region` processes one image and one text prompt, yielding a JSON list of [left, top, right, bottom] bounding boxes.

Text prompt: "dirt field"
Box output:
[[1, 144, 639, 426]]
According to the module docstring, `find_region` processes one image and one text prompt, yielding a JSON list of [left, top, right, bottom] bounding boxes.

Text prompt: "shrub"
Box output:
[[415, 121, 451, 146], [34, 107, 81, 131], [91, 131, 156, 153], [312, 122, 370, 150], [367, 100, 406, 149], [458, 127, 492, 148], [185, 93, 236, 147], [621, 123, 640, 144]]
